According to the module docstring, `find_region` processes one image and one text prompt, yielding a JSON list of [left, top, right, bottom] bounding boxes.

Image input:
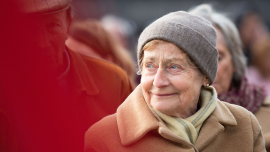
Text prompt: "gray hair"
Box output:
[[189, 4, 246, 85]]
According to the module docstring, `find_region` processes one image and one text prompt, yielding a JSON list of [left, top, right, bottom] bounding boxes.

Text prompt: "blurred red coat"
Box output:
[[0, 47, 133, 152]]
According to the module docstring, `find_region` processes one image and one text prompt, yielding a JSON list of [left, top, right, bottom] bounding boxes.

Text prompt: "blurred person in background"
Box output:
[[0, 0, 133, 151], [236, 10, 269, 65], [100, 14, 135, 51], [247, 35, 270, 97], [85, 10, 265, 152], [189, 4, 270, 151], [66, 19, 137, 87]]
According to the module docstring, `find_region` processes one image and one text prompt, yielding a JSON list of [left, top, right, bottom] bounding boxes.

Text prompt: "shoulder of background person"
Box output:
[[68, 47, 133, 101], [254, 97, 270, 136], [81, 54, 126, 76], [264, 133, 270, 152], [78, 52, 134, 102], [80, 54, 133, 85], [263, 97, 270, 106], [69, 47, 131, 85]]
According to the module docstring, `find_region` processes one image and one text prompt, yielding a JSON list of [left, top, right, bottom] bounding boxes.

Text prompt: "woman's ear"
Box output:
[[202, 76, 210, 87]]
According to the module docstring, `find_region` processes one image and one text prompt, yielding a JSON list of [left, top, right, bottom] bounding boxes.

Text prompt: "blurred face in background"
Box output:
[[212, 28, 236, 94], [140, 41, 208, 118], [28, 10, 71, 74]]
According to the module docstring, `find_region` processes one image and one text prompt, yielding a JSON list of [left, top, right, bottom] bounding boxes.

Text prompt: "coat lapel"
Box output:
[[117, 85, 160, 145], [67, 47, 99, 97], [195, 100, 237, 151]]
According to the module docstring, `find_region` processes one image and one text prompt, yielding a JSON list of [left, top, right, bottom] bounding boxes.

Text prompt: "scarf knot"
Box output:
[[149, 86, 217, 144]]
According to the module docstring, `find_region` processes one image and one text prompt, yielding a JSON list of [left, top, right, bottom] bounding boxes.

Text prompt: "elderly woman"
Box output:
[[84, 11, 265, 151], [189, 4, 270, 151]]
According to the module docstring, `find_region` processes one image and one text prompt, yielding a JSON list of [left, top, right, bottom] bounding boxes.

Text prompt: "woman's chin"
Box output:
[[151, 103, 175, 116]]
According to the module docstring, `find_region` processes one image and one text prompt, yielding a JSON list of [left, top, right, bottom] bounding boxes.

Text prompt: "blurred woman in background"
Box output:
[[189, 4, 270, 150], [66, 19, 137, 87], [247, 35, 270, 97]]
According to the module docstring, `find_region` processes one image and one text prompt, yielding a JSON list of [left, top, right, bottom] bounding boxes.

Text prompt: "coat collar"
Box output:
[[116, 85, 237, 149], [116, 85, 159, 146], [66, 47, 99, 96], [195, 99, 237, 151]]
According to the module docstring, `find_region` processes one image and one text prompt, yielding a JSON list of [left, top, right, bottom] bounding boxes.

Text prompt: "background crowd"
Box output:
[[70, 0, 270, 89], [1, 0, 270, 151]]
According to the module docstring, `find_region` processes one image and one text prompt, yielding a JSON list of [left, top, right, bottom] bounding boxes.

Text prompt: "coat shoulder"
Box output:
[[81, 55, 128, 78], [85, 114, 120, 152], [217, 101, 262, 141], [218, 100, 252, 117], [206, 101, 266, 152], [86, 114, 118, 135], [81, 55, 133, 92], [216, 100, 260, 129]]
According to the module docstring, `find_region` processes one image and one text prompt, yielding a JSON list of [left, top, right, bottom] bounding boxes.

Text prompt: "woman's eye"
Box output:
[[170, 65, 179, 69], [171, 65, 178, 69], [146, 64, 153, 68]]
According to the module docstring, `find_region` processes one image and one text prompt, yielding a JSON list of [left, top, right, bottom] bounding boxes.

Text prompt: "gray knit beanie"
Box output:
[[137, 11, 218, 84]]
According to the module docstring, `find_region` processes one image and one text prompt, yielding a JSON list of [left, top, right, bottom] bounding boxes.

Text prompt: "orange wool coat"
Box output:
[[0, 48, 133, 152], [85, 85, 266, 152]]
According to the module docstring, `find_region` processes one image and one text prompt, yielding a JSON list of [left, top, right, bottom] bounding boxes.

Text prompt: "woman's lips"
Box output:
[[153, 93, 177, 97]]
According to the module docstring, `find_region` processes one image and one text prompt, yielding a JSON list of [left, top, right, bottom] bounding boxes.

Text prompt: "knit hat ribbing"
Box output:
[[137, 11, 218, 84]]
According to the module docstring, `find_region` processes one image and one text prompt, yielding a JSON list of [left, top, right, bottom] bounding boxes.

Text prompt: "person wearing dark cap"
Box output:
[[84, 11, 266, 152], [0, 0, 132, 152]]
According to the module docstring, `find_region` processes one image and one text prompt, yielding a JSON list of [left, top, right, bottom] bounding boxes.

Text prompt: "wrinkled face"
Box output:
[[141, 42, 208, 118], [28, 10, 71, 73], [212, 28, 235, 94]]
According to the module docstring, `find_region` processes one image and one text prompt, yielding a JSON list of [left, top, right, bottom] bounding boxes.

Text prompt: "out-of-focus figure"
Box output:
[[237, 11, 269, 65], [247, 35, 270, 96], [0, 0, 133, 152], [189, 4, 270, 151], [66, 19, 137, 87], [100, 14, 135, 50]]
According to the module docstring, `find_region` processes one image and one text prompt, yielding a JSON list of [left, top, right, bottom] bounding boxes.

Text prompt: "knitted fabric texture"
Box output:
[[148, 86, 217, 144], [218, 77, 266, 113], [137, 11, 218, 84]]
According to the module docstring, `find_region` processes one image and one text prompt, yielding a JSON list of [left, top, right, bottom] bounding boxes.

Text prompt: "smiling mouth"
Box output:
[[153, 93, 177, 97]]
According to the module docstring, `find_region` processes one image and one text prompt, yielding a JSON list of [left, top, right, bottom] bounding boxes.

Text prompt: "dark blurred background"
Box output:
[[71, 0, 270, 59]]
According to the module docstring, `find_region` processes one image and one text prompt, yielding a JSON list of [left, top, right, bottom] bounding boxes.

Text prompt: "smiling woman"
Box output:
[[84, 10, 266, 152], [141, 40, 208, 119]]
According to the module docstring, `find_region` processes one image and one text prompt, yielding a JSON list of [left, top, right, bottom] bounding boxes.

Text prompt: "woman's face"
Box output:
[[212, 28, 235, 94], [141, 42, 208, 118]]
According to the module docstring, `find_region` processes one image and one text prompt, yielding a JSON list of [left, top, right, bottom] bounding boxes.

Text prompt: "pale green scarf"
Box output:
[[148, 86, 217, 144]]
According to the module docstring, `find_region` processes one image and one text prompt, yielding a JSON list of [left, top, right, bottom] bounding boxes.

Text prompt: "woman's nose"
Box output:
[[153, 68, 170, 88]]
